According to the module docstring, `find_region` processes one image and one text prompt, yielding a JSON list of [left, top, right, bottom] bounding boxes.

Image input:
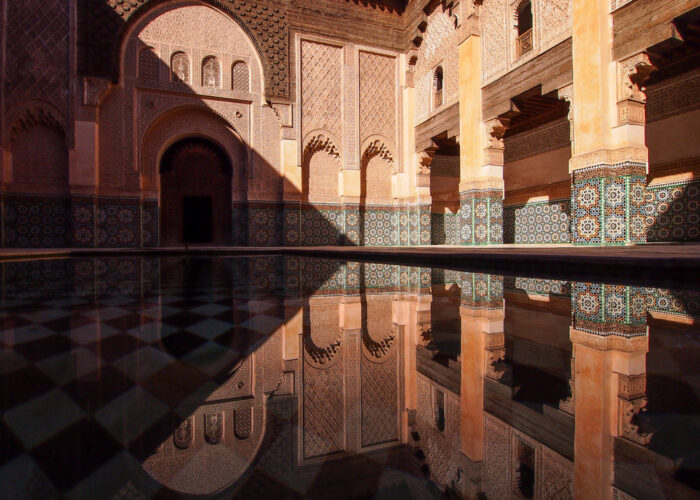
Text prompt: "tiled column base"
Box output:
[[343, 205, 360, 246], [459, 189, 503, 245], [232, 202, 248, 246], [283, 202, 300, 246], [141, 200, 159, 248], [96, 197, 142, 248], [571, 163, 647, 245], [70, 195, 96, 248], [418, 205, 431, 246]]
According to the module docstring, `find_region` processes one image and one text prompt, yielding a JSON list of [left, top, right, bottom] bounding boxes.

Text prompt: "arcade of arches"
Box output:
[[1, 0, 698, 248]]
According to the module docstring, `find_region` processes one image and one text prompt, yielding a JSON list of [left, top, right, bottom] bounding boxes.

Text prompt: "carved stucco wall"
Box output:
[[3, 0, 70, 124], [483, 413, 573, 499], [414, 5, 460, 124], [98, 3, 270, 197], [480, 0, 571, 85], [77, 0, 289, 99], [359, 51, 398, 152]]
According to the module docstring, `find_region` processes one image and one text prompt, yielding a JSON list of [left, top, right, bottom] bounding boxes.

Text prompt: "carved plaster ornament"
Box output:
[[484, 117, 509, 150], [418, 147, 437, 176], [363, 139, 395, 167], [362, 323, 397, 360], [172, 52, 190, 83], [304, 329, 342, 366], [83, 77, 113, 107], [485, 348, 507, 381], [9, 106, 65, 145], [304, 134, 340, 159], [204, 412, 223, 445], [621, 53, 656, 102]]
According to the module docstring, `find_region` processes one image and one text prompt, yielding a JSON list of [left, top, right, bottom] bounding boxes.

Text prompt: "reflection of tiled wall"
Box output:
[[431, 213, 460, 245], [459, 189, 503, 245], [3, 194, 69, 248], [572, 282, 647, 336], [571, 164, 646, 245], [504, 277, 570, 297], [461, 272, 503, 309], [646, 288, 700, 318], [503, 199, 570, 244], [645, 181, 700, 242]]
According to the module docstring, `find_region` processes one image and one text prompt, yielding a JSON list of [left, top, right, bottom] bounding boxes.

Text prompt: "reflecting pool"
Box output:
[[0, 256, 698, 499]]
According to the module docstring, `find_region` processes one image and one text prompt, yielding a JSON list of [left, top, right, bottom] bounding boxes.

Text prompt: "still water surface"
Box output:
[[0, 256, 698, 499]]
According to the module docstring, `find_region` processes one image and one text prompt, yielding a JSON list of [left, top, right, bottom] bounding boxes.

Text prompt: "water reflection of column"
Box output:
[[460, 272, 505, 462], [570, 282, 648, 500]]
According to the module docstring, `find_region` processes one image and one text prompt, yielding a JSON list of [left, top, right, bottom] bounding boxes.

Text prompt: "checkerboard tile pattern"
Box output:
[[0, 262, 289, 498]]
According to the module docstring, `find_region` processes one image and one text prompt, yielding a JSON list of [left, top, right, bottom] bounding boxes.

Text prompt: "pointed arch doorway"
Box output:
[[160, 138, 233, 246]]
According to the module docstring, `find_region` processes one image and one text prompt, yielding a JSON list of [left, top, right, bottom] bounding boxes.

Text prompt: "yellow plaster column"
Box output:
[[570, 0, 650, 244], [458, 31, 504, 245], [460, 305, 504, 461]]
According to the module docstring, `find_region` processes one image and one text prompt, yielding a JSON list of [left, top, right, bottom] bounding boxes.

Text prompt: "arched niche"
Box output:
[[302, 132, 342, 203]]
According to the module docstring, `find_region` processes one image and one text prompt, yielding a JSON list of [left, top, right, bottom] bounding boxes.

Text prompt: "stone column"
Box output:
[[458, 28, 504, 246], [570, 0, 652, 245], [416, 148, 434, 245], [71, 77, 112, 247]]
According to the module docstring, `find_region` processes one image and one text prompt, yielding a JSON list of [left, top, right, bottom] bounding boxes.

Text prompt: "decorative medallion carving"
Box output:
[[204, 412, 223, 445], [173, 416, 194, 449], [171, 52, 190, 83]]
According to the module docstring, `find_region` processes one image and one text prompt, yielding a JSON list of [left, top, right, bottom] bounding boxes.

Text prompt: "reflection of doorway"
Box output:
[[183, 196, 213, 243], [160, 138, 232, 246]]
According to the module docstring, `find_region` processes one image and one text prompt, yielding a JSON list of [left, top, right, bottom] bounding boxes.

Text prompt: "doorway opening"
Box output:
[[160, 138, 232, 246]]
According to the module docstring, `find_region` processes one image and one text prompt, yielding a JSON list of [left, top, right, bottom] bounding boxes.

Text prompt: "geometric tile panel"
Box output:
[[3, 195, 70, 248], [361, 208, 397, 247], [96, 199, 141, 248], [459, 189, 503, 245], [572, 171, 646, 245], [645, 181, 700, 242], [431, 213, 460, 245], [503, 199, 570, 244], [301, 206, 344, 246]]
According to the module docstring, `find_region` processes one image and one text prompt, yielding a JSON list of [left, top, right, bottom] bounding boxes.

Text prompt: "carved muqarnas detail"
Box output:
[[362, 326, 396, 360], [9, 107, 64, 145], [363, 139, 395, 166], [304, 134, 340, 160], [204, 412, 223, 445], [174, 416, 194, 449], [618, 374, 652, 445], [304, 334, 341, 366], [618, 54, 656, 125]]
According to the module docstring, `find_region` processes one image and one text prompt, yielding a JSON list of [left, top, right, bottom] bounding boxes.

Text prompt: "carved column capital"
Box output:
[[617, 53, 657, 126], [82, 77, 113, 107], [483, 117, 509, 166]]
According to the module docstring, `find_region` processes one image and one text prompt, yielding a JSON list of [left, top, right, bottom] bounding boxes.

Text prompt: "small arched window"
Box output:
[[516, 1, 533, 59], [232, 61, 250, 92], [434, 389, 445, 432], [202, 56, 220, 88], [171, 52, 190, 83], [433, 66, 444, 110]]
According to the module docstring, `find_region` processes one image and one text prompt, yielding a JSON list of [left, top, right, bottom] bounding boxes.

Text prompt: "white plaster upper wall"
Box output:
[[646, 108, 700, 167], [480, 0, 572, 85], [131, 3, 263, 94]]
